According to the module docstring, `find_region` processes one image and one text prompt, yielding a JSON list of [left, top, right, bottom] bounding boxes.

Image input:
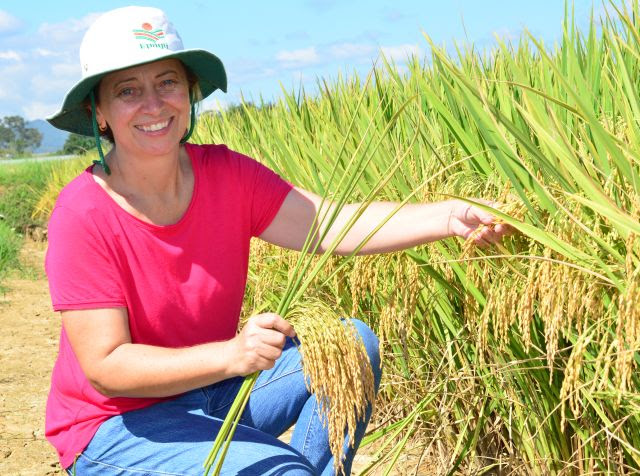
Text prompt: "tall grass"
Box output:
[[192, 2, 640, 472], [0, 160, 59, 234], [0, 159, 82, 283], [31, 156, 92, 222], [0, 221, 21, 284]]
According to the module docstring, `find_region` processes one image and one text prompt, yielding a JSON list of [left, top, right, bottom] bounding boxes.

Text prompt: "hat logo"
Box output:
[[133, 22, 165, 43]]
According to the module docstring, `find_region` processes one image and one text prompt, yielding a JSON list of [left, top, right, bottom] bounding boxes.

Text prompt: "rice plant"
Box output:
[[31, 155, 91, 222], [0, 160, 59, 234], [34, 2, 640, 471], [204, 76, 422, 475], [193, 1, 640, 472]]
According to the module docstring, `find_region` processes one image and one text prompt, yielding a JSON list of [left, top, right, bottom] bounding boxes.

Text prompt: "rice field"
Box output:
[[33, 2, 640, 473], [0, 159, 72, 286]]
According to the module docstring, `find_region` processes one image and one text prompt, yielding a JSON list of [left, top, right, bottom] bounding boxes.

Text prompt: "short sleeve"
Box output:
[[46, 206, 126, 311], [227, 149, 293, 237]]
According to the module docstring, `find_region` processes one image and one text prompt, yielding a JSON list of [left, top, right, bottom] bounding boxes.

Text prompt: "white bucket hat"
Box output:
[[47, 6, 227, 137]]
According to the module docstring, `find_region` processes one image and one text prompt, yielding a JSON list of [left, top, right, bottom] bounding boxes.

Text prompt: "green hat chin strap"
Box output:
[[180, 90, 195, 144], [89, 89, 195, 175], [90, 90, 111, 175]]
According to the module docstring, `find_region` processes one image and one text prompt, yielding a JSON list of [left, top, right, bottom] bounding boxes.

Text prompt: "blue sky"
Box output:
[[0, 0, 601, 120]]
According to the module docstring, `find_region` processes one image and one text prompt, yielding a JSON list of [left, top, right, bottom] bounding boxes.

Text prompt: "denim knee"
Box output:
[[346, 318, 382, 391]]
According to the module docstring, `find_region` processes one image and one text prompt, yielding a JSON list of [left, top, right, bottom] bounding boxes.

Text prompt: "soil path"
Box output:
[[0, 240, 64, 475]]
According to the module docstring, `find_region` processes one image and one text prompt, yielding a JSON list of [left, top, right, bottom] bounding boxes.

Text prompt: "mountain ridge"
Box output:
[[27, 119, 68, 154]]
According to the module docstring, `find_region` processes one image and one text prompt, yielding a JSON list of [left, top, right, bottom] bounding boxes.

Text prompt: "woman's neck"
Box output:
[[92, 144, 195, 225], [104, 144, 187, 199]]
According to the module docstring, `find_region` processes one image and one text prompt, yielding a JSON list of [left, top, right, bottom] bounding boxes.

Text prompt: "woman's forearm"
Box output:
[[81, 312, 294, 399], [91, 340, 237, 398], [260, 184, 505, 254], [320, 200, 460, 255]]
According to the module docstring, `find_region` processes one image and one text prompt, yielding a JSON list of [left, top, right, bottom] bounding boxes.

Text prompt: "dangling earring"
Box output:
[[90, 90, 111, 175]]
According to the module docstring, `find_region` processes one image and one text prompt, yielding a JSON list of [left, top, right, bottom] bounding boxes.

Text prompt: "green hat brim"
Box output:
[[47, 49, 227, 137]]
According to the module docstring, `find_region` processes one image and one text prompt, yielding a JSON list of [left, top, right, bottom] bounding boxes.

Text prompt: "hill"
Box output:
[[27, 119, 68, 154]]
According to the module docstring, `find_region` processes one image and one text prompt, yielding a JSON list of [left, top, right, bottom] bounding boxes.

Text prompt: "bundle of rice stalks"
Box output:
[[288, 299, 376, 472]]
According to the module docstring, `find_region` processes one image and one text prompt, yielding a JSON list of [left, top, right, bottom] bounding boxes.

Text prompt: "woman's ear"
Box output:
[[85, 98, 106, 129], [94, 106, 107, 132]]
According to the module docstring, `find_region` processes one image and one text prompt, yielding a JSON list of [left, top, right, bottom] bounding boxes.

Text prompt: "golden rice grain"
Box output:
[[615, 265, 640, 396], [287, 299, 375, 476], [560, 332, 592, 429], [518, 260, 537, 350]]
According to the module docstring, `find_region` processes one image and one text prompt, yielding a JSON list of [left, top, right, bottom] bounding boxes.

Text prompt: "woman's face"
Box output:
[[95, 58, 190, 157]]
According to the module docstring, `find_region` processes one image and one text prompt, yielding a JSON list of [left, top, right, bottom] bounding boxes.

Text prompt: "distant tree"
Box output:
[[0, 116, 42, 155], [0, 123, 14, 151], [62, 133, 97, 155]]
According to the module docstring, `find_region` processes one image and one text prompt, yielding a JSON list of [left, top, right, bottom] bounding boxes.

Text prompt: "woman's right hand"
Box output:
[[229, 313, 296, 376], [61, 309, 296, 398]]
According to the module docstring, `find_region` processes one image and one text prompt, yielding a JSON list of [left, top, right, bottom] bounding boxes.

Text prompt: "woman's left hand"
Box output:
[[449, 200, 512, 247]]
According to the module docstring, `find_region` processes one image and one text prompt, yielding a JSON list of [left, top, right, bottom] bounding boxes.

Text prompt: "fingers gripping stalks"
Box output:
[[230, 313, 295, 376]]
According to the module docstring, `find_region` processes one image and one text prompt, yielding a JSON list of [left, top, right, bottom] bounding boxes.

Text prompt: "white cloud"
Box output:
[[276, 47, 320, 68], [0, 50, 21, 61], [30, 73, 77, 96], [328, 42, 375, 60], [38, 12, 102, 45], [0, 10, 21, 34], [0, 62, 26, 100], [22, 101, 60, 121], [34, 48, 63, 58], [0, 13, 104, 119], [51, 62, 80, 78], [380, 44, 423, 63], [227, 58, 278, 85]]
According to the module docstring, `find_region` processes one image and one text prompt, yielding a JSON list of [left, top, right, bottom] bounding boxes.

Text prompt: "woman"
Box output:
[[45, 6, 510, 475]]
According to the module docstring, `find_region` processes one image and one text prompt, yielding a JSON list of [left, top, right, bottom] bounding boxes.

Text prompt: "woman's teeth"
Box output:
[[138, 119, 170, 132]]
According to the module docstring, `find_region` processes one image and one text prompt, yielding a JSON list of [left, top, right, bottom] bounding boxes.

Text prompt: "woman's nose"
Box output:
[[140, 88, 163, 112]]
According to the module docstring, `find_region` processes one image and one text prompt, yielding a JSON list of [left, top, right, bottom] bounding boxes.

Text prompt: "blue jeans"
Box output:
[[67, 319, 381, 475]]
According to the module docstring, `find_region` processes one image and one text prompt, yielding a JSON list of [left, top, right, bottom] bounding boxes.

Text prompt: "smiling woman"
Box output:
[[44, 7, 375, 475], [42, 5, 509, 476]]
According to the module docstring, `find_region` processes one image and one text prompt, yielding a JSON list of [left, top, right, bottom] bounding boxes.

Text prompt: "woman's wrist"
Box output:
[[444, 199, 465, 239], [209, 338, 240, 380]]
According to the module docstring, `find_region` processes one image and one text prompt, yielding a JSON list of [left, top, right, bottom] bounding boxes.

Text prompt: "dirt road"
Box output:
[[0, 240, 64, 475]]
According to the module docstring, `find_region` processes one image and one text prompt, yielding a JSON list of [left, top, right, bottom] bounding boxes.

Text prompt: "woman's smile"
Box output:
[[135, 117, 173, 134]]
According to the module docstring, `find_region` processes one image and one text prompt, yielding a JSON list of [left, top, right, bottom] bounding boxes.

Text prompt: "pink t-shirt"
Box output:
[[44, 143, 293, 469]]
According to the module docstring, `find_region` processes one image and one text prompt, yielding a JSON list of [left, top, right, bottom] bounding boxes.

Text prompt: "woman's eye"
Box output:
[[160, 79, 177, 89], [118, 87, 136, 97]]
